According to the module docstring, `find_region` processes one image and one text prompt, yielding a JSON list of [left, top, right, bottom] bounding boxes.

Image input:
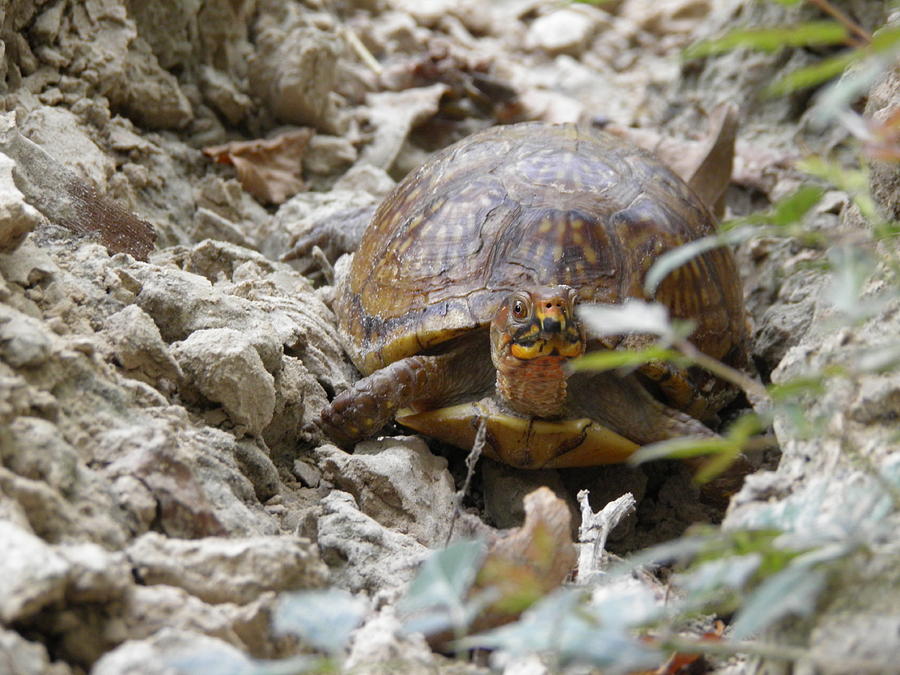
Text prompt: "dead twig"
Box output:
[[446, 418, 486, 545], [575, 489, 636, 584]]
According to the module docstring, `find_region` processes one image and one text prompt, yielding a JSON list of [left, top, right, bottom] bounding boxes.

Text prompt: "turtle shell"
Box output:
[[335, 122, 745, 376]]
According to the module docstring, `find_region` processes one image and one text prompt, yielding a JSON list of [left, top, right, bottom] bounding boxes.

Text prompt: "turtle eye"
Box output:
[[512, 299, 528, 319]]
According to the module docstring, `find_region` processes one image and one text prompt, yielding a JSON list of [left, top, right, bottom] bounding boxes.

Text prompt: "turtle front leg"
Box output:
[[320, 342, 493, 448]]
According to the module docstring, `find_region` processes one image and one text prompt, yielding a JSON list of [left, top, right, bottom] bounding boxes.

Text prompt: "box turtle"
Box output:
[[320, 122, 747, 468]]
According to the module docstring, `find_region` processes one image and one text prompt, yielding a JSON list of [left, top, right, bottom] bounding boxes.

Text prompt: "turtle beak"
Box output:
[[534, 299, 583, 358], [504, 287, 585, 361]]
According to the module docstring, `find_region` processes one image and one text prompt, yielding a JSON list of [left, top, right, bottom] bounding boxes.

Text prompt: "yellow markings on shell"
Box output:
[[396, 237, 413, 255], [538, 217, 554, 234], [570, 218, 584, 230], [406, 214, 424, 232], [403, 187, 423, 208], [570, 230, 584, 246], [583, 247, 597, 263], [553, 244, 564, 261]]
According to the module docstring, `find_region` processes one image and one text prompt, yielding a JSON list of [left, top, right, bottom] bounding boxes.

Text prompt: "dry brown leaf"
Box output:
[[204, 128, 314, 205], [473, 487, 576, 626], [427, 487, 575, 651]]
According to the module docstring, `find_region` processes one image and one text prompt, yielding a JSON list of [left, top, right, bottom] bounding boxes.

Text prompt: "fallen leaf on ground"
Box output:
[[203, 128, 314, 204]]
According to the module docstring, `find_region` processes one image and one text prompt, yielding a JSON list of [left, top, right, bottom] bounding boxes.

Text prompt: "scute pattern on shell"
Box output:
[[336, 122, 744, 375]]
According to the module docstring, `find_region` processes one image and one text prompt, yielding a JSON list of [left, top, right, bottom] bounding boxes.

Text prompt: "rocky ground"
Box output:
[[0, 0, 898, 673]]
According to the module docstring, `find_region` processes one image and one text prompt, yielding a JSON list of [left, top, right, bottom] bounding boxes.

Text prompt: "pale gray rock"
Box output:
[[303, 134, 358, 176], [525, 8, 604, 55], [54, 0, 193, 129], [117, 585, 248, 650], [0, 304, 54, 367], [362, 85, 447, 172], [0, 628, 72, 675], [20, 106, 116, 189], [317, 490, 429, 597], [345, 606, 434, 673], [0, 459, 131, 549], [263, 355, 328, 458], [102, 305, 182, 384], [316, 437, 456, 548], [171, 327, 276, 435], [98, 419, 278, 538], [127, 531, 328, 605], [91, 628, 253, 675], [0, 238, 58, 286], [0, 153, 42, 252], [250, 20, 342, 132], [0, 417, 79, 493], [262, 188, 381, 264], [57, 542, 132, 604], [123, 248, 350, 397], [725, 249, 900, 670], [0, 520, 70, 623], [865, 67, 900, 220]]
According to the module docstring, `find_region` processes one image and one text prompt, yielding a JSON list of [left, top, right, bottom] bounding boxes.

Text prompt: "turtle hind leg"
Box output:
[[568, 371, 715, 446]]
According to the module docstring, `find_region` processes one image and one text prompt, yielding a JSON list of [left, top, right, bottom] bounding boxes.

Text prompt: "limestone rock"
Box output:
[[316, 437, 456, 548], [317, 490, 429, 597], [0, 304, 54, 367], [525, 8, 605, 55], [91, 628, 254, 675], [171, 327, 277, 435], [57, 542, 132, 604], [0, 520, 70, 623], [0, 628, 72, 675], [102, 304, 182, 385], [865, 67, 900, 221], [250, 22, 341, 132], [98, 420, 278, 538], [345, 606, 434, 673], [127, 531, 328, 605], [0, 153, 42, 252]]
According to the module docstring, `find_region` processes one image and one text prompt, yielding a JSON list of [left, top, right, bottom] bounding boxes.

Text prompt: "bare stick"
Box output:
[[575, 489, 636, 584], [446, 418, 486, 545]]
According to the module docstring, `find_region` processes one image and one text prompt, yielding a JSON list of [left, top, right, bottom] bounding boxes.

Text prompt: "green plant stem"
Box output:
[[662, 635, 889, 672], [807, 0, 871, 46], [673, 339, 771, 407]]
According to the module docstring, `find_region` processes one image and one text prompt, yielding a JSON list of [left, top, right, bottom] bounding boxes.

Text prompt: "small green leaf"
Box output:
[[765, 50, 858, 96], [825, 245, 883, 321], [768, 375, 827, 401], [676, 553, 762, 597], [399, 540, 486, 614], [798, 157, 878, 222], [684, 22, 848, 59], [273, 589, 367, 655], [731, 563, 827, 640], [570, 346, 686, 373], [769, 186, 825, 226], [628, 436, 735, 465], [643, 227, 754, 295], [461, 589, 663, 670]]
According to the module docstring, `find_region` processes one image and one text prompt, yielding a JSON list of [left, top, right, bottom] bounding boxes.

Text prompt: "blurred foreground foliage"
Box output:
[[170, 1, 899, 673]]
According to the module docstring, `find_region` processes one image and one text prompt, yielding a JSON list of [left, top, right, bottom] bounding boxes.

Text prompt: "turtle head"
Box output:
[[490, 286, 585, 417]]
